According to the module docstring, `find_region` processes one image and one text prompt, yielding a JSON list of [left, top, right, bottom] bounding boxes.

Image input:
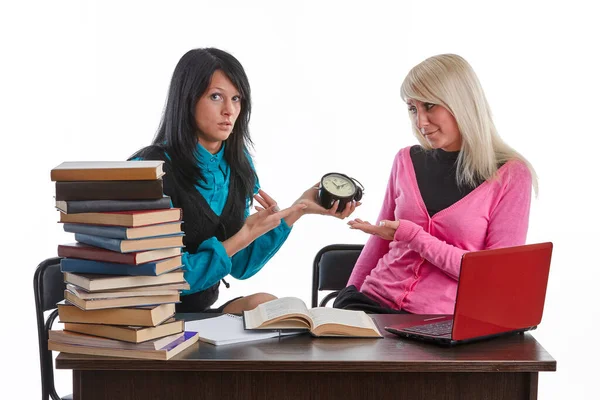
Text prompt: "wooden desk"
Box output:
[[56, 313, 556, 400]]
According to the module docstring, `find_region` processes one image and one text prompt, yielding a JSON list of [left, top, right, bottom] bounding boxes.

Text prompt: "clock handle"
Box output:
[[352, 177, 365, 202]]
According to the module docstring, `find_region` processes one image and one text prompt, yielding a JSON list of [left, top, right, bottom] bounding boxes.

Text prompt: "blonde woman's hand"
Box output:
[[347, 219, 399, 241]]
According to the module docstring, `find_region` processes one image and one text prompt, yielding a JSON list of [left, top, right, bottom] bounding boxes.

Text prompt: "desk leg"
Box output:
[[528, 372, 539, 400], [71, 370, 540, 400], [72, 370, 81, 400]]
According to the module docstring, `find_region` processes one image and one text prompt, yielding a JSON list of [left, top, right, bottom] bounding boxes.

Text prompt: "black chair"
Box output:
[[311, 244, 364, 307], [34, 257, 72, 400]]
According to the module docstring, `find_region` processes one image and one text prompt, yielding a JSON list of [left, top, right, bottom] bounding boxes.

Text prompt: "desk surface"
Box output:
[[56, 313, 556, 373]]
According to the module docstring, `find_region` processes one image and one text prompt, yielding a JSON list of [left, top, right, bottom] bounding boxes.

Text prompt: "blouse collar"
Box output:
[[195, 141, 226, 172]]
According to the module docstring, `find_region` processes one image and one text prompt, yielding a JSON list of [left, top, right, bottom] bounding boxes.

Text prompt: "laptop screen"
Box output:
[[451, 242, 553, 341]]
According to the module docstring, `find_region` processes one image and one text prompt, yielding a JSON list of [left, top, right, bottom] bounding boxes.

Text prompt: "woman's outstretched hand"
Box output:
[[254, 186, 360, 227], [293, 183, 360, 219], [347, 219, 400, 241]]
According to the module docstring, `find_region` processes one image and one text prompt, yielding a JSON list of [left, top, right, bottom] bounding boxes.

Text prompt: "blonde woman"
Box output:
[[335, 54, 537, 315]]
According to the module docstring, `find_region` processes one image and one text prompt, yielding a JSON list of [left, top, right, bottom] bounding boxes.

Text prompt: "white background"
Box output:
[[2, 0, 598, 398]]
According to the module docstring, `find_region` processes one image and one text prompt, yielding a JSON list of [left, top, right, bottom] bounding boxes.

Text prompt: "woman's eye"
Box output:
[[232, 95, 241, 102], [210, 93, 222, 100], [408, 106, 417, 114], [424, 102, 435, 110]]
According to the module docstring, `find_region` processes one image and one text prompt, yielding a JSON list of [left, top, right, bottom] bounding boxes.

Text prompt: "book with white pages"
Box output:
[[243, 297, 383, 338], [66, 283, 185, 300], [184, 314, 301, 346], [49, 330, 184, 350]]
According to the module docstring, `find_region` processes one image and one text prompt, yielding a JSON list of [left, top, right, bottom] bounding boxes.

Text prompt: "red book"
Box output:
[[57, 243, 181, 265]]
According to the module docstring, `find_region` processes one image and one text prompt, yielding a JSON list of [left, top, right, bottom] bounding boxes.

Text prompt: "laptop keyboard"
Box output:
[[402, 320, 453, 336]]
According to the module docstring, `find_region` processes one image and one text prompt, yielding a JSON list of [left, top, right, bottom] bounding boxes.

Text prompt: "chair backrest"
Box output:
[[311, 244, 364, 307], [34, 257, 66, 400]]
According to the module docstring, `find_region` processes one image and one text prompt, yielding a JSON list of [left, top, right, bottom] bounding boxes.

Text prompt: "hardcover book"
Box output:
[[56, 197, 172, 214], [57, 301, 176, 326], [63, 221, 182, 239], [243, 297, 382, 338], [66, 283, 183, 299], [49, 330, 184, 350], [63, 318, 184, 343], [57, 243, 181, 265], [60, 256, 183, 276], [74, 232, 184, 253], [64, 290, 180, 310], [51, 160, 164, 181], [63, 270, 186, 291], [48, 331, 199, 360], [55, 179, 164, 201], [60, 208, 182, 227]]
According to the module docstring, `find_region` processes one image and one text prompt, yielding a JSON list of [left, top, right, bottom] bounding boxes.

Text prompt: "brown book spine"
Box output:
[[57, 303, 175, 326], [55, 180, 164, 201], [51, 168, 162, 182], [58, 244, 138, 264]]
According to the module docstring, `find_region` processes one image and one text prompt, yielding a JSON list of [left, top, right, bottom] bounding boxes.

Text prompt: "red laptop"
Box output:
[[385, 242, 553, 346]]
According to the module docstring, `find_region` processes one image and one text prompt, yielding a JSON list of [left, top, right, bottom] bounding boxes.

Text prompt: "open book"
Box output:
[[243, 297, 382, 338]]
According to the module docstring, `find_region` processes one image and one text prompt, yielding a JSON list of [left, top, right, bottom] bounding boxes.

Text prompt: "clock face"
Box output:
[[322, 173, 356, 197]]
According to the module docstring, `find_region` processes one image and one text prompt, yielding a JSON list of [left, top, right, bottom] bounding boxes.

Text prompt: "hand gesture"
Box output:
[[292, 182, 360, 220], [242, 190, 307, 240], [347, 219, 400, 241], [222, 192, 306, 257]]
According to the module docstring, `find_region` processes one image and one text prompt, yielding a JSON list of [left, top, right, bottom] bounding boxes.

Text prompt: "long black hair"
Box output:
[[135, 47, 255, 206]]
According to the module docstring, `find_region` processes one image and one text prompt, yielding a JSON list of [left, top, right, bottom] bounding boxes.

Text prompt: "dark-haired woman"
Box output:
[[132, 48, 357, 314]]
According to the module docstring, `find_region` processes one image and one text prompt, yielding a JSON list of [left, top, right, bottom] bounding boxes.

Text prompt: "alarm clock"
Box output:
[[317, 172, 364, 213]]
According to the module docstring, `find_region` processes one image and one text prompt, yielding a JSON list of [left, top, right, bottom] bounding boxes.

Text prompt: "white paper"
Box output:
[[185, 314, 295, 346]]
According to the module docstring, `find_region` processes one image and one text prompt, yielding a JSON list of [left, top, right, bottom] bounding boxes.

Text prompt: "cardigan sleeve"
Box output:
[[347, 151, 401, 289], [484, 162, 532, 249], [393, 161, 532, 280]]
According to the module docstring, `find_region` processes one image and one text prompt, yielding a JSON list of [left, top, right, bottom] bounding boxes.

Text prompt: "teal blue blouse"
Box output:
[[138, 143, 292, 295]]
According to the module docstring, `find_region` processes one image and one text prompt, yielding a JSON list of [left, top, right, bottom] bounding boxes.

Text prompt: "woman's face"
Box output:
[[407, 99, 462, 152], [194, 70, 242, 153]]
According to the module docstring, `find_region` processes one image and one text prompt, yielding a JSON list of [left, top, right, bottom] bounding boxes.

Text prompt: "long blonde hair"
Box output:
[[400, 54, 538, 194]]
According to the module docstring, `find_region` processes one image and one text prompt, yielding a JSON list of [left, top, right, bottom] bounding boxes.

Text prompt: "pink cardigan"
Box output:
[[348, 146, 532, 314]]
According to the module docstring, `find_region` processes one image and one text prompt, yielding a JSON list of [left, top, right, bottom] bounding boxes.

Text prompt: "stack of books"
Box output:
[[47, 161, 198, 360]]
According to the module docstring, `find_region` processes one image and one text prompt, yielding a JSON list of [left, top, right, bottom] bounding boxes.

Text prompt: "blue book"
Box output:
[[64, 221, 182, 239], [74, 232, 184, 253], [60, 257, 183, 276]]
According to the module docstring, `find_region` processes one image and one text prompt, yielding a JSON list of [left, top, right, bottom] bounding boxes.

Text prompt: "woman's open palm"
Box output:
[[347, 219, 400, 241]]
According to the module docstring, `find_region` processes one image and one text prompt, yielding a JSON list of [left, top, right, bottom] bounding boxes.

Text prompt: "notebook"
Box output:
[[385, 242, 553, 346], [185, 314, 300, 346]]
